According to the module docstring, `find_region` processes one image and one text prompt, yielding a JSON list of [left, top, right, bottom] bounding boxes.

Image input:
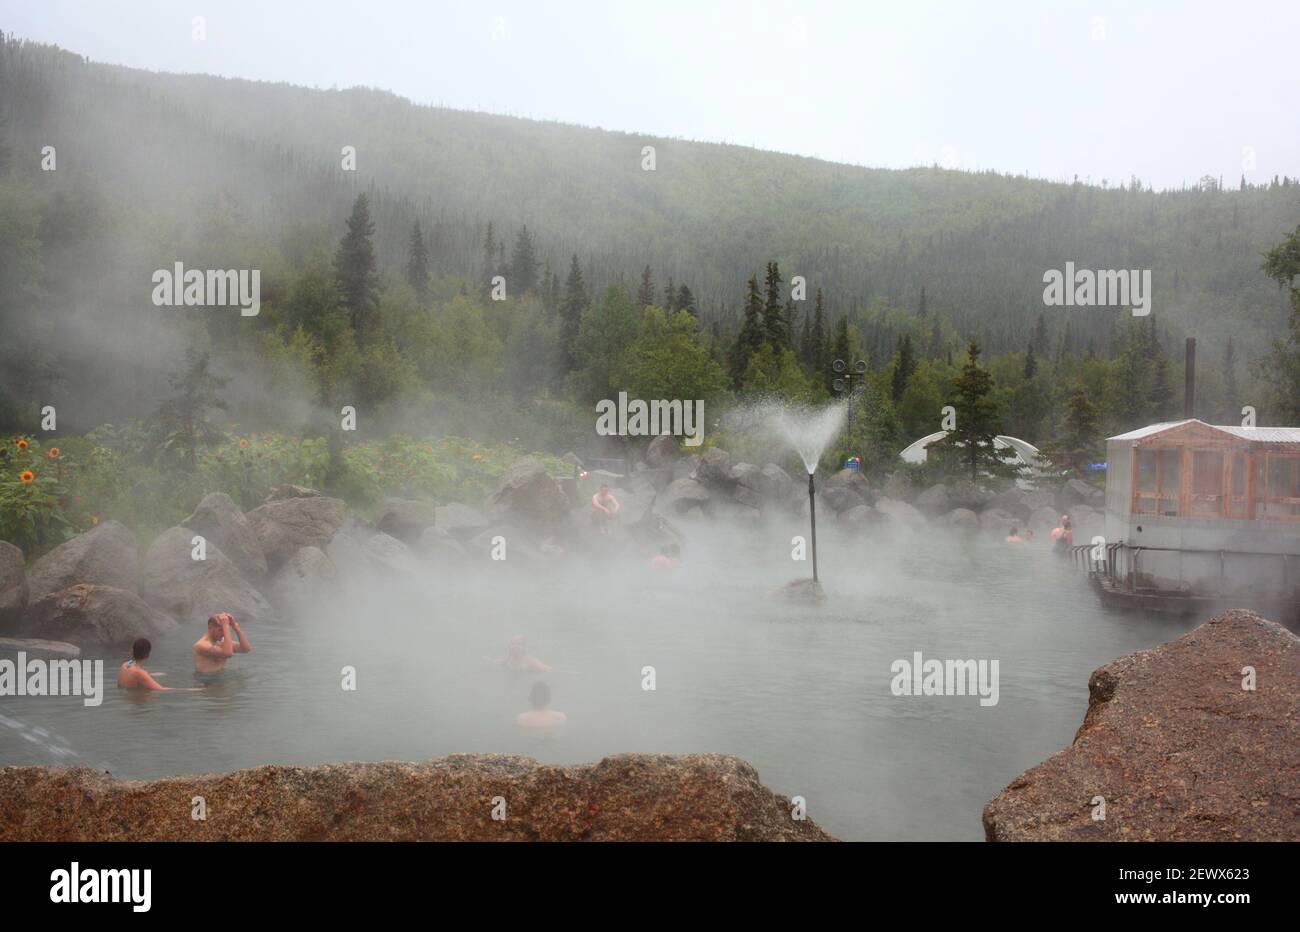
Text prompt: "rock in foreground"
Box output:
[[983, 610, 1299, 841], [0, 753, 833, 842]]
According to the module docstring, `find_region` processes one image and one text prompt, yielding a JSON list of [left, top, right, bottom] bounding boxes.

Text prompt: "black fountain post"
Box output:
[[808, 471, 818, 582]]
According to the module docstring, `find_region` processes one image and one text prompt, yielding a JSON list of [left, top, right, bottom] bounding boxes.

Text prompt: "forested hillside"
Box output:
[[2, 32, 1298, 459]]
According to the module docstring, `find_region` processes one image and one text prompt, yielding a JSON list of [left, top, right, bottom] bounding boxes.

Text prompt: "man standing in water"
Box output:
[[193, 612, 252, 679], [591, 484, 620, 534]]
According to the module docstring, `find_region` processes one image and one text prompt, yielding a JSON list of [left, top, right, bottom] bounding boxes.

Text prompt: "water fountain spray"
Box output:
[[725, 400, 846, 596]]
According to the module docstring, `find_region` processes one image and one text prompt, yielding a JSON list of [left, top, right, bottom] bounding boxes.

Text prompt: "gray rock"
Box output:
[[914, 483, 951, 516], [182, 492, 267, 580], [759, 463, 794, 501], [375, 497, 439, 545], [363, 532, 420, 576], [1060, 478, 1105, 509], [435, 503, 490, 537], [264, 546, 337, 608], [729, 462, 763, 492], [141, 527, 276, 627], [26, 520, 139, 603], [0, 637, 80, 660], [823, 485, 867, 513], [661, 478, 710, 515], [486, 457, 570, 531], [246, 494, 347, 570], [947, 479, 996, 511], [879, 472, 916, 502], [875, 497, 926, 530], [645, 433, 680, 468], [0, 541, 27, 631], [978, 507, 1018, 536], [938, 508, 979, 530], [419, 526, 468, 561], [839, 504, 878, 528], [693, 447, 733, 484], [25, 584, 176, 644], [1027, 506, 1060, 537]]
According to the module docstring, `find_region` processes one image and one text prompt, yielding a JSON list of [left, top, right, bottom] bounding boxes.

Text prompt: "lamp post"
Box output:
[[832, 358, 868, 454]]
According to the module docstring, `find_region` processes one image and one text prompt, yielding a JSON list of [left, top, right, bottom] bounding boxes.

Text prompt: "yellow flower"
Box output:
[[91, 515, 99, 525], [16, 439, 28, 451], [239, 438, 249, 449], [19, 470, 35, 484], [46, 447, 60, 459]]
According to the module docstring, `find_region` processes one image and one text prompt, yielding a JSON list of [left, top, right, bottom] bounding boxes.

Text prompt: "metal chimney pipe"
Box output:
[[1184, 337, 1196, 419]]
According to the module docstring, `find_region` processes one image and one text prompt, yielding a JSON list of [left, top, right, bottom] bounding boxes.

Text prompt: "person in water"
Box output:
[[1005, 527, 1024, 543], [118, 638, 203, 692], [651, 542, 681, 568], [591, 484, 620, 533], [517, 680, 566, 731], [192, 611, 252, 678], [494, 635, 552, 673], [1051, 515, 1073, 550]]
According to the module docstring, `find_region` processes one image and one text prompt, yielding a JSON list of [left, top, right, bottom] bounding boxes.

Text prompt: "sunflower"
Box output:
[[472, 454, 483, 461], [46, 447, 60, 459], [19, 470, 35, 484], [15, 439, 28, 451], [90, 515, 99, 526], [239, 438, 249, 449]]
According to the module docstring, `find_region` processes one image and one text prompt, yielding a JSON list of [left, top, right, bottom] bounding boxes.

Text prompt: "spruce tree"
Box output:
[[676, 283, 697, 316], [637, 265, 656, 307], [762, 261, 790, 350], [153, 349, 228, 472], [730, 276, 767, 387], [480, 222, 497, 300], [663, 276, 676, 312], [559, 254, 588, 374], [1223, 336, 1239, 423], [334, 193, 380, 343], [891, 333, 916, 402], [810, 289, 829, 382], [935, 341, 1020, 482], [405, 220, 431, 303], [510, 225, 540, 295]]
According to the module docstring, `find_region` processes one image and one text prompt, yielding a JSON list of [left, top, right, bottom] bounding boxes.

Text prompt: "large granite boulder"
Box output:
[[23, 584, 176, 644], [645, 433, 680, 468], [1060, 478, 1105, 510], [978, 507, 1018, 536], [759, 463, 795, 502], [182, 492, 267, 581], [1027, 505, 1061, 538], [661, 478, 710, 515], [0, 753, 835, 841], [485, 457, 569, 532], [362, 532, 421, 576], [374, 498, 439, 546], [25, 520, 138, 603], [264, 546, 337, 609], [875, 497, 926, 531], [245, 491, 347, 569], [984, 610, 1300, 841], [0, 637, 80, 660], [0, 541, 27, 631], [823, 485, 867, 514], [141, 527, 276, 626], [435, 503, 490, 538], [938, 507, 979, 530], [946, 479, 996, 511], [914, 483, 951, 516], [693, 447, 734, 485]]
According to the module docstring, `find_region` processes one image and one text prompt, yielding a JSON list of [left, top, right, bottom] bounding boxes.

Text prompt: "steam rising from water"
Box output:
[[727, 400, 848, 474]]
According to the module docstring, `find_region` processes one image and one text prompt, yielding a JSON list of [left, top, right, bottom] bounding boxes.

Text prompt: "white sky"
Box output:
[[5, 0, 1298, 190]]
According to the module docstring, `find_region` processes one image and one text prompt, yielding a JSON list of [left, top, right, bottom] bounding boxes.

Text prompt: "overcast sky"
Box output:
[[6, 0, 1297, 190]]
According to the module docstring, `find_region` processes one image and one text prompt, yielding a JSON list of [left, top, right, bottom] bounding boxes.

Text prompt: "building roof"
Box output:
[[1109, 419, 1300, 444]]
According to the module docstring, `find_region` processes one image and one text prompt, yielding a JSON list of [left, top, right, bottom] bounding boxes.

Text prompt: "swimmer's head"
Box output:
[[132, 638, 151, 661], [1009, 527, 1018, 536], [599, 484, 609, 494], [207, 612, 233, 636], [529, 681, 551, 709]]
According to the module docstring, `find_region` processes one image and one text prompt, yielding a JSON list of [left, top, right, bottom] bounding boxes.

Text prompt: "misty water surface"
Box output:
[[0, 522, 1201, 841]]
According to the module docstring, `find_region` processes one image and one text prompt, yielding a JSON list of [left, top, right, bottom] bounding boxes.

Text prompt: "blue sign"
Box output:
[[844, 456, 861, 472], [1085, 462, 1107, 472]]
